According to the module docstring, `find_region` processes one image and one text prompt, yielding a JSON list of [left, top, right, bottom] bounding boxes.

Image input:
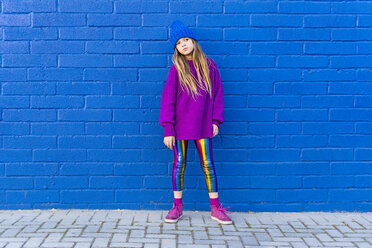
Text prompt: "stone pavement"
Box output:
[[0, 209, 372, 247]]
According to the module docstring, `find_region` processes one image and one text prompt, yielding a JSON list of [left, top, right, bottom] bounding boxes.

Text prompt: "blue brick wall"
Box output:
[[1, 0, 372, 212]]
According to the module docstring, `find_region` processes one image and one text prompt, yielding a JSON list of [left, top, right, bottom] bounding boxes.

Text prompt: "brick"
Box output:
[[0, 0, 371, 211], [3, 0, 56, 13], [58, 0, 112, 13]]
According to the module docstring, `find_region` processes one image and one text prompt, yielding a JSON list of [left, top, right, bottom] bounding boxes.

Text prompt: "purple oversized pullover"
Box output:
[[159, 58, 224, 140]]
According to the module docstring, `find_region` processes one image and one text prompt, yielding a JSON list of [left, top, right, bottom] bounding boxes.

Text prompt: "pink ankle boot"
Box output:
[[164, 203, 183, 223], [210, 203, 232, 224]]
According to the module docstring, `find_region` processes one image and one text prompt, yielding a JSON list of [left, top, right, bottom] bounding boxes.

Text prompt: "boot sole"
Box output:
[[164, 214, 183, 223], [211, 216, 232, 225]]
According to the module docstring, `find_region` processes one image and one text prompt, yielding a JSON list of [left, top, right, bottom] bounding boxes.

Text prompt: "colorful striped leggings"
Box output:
[[172, 137, 218, 193]]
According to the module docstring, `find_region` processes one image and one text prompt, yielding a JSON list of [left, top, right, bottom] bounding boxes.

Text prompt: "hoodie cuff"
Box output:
[[212, 120, 220, 129], [163, 124, 176, 137]]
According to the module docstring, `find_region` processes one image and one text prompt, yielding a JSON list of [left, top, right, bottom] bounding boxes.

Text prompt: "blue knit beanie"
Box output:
[[170, 20, 198, 49]]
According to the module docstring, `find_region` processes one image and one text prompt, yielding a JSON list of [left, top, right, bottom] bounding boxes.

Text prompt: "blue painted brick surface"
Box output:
[[0, 0, 372, 212]]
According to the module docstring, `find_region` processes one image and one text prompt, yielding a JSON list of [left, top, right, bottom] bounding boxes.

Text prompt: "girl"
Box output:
[[159, 20, 232, 225]]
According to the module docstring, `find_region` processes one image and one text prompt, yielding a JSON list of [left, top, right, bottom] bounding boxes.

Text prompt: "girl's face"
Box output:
[[175, 37, 194, 58]]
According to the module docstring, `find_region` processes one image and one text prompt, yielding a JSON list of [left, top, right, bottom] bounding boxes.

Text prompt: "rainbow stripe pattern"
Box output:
[[172, 137, 218, 193]]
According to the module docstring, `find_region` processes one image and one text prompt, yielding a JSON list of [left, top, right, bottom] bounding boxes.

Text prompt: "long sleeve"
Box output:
[[159, 65, 178, 137], [212, 61, 224, 129]]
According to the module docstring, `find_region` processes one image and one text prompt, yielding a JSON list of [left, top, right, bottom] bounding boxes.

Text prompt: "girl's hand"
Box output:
[[164, 136, 175, 150], [212, 124, 219, 138]]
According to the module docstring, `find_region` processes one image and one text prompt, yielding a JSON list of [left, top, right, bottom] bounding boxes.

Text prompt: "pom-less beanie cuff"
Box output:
[[170, 20, 198, 49]]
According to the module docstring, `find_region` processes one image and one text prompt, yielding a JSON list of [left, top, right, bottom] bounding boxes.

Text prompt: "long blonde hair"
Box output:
[[172, 39, 213, 101]]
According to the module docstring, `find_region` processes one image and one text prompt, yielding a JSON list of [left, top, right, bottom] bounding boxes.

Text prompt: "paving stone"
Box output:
[[208, 227, 223, 235], [241, 235, 259, 246], [91, 237, 110, 247], [226, 240, 244, 248], [111, 233, 128, 243], [110, 242, 143, 247], [1, 229, 22, 237], [321, 241, 355, 246], [356, 242, 372, 248], [161, 238, 176, 248], [180, 245, 209, 248], [147, 226, 161, 234], [255, 231, 272, 242], [0, 238, 27, 243], [259, 241, 291, 246], [162, 230, 190, 235], [195, 239, 226, 245], [326, 228, 344, 238], [144, 244, 159, 248], [4, 243, 23, 248], [290, 241, 309, 248], [17, 233, 48, 238], [147, 234, 176, 239], [193, 230, 208, 239], [178, 234, 193, 244], [1, 210, 372, 247], [130, 229, 145, 238], [303, 237, 323, 247], [128, 238, 160, 243], [267, 228, 284, 237], [62, 238, 94, 242], [316, 233, 334, 242], [209, 235, 240, 241], [74, 243, 91, 248], [22, 237, 44, 248], [40, 242, 75, 248]]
